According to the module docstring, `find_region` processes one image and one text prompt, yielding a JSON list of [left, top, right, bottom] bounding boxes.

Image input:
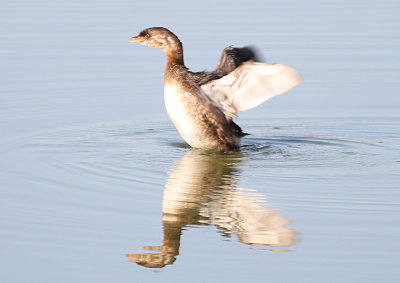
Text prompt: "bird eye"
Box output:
[[145, 33, 150, 39]]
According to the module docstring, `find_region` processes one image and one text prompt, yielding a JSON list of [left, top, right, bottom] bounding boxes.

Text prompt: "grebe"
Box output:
[[129, 27, 300, 152]]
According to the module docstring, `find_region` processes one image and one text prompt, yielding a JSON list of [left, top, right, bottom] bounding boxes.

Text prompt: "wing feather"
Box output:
[[200, 62, 301, 117]]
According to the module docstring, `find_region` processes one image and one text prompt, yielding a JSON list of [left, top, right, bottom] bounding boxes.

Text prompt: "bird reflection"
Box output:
[[127, 150, 297, 268]]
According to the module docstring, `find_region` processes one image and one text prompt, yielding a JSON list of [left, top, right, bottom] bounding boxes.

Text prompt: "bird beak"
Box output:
[[129, 36, 143, 43]]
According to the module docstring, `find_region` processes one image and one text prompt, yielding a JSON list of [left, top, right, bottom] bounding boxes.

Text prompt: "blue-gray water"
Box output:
[[1, 0, 399, 282]]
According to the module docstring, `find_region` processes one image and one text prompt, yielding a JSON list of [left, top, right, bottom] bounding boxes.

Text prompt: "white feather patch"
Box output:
[[200, 62, 301, 114]]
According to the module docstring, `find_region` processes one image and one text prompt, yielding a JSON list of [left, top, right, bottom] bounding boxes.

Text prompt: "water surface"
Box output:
[[1, 0, 400, 282]]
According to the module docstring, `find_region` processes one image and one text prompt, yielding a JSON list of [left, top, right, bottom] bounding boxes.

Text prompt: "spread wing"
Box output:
[[200, 62, 301, 119], [212, 46, 261, 77]]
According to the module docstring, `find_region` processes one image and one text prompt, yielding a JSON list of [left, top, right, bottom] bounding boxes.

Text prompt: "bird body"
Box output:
[[130, 27, 300, 151], [163, 82, 224, 150], [164, 76, 239, 151]]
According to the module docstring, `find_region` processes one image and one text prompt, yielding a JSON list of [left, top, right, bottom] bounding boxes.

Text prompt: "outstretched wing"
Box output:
[[212, 46, 261, 78], [200, 62, 301, 119]]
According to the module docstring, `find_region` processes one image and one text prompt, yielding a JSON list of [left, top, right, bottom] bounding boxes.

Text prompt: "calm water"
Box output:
[[1, 0, 400, 282]]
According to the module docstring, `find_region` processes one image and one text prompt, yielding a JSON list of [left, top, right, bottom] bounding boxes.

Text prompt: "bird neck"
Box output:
[[164, 46, 186, 81], [166, 48, 184, 68]]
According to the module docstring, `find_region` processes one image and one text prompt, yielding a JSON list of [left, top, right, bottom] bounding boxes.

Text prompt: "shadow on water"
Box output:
[[127, 149, 297, 268]]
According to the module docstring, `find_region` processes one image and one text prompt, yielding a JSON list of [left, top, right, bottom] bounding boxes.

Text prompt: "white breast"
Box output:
[[164, 83, 196, 142], [163, 83, 220, 149]]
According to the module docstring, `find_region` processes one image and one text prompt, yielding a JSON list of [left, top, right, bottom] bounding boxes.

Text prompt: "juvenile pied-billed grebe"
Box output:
[[129, 27, 300, 152]]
